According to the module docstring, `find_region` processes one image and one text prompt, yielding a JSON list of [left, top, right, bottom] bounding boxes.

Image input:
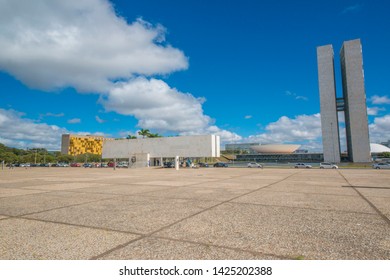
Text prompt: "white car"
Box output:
[[320, 162, 339, 169], [372, 163, 390, 169], [247, 162, 263, 168], [294, 163, 312, 169]]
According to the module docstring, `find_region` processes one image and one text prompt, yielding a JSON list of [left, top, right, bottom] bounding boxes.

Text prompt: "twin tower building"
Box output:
[[317, 39, 371, 163]]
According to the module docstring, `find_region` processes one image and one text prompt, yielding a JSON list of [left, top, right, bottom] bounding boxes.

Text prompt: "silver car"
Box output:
[[320, 162, 338, 169], [372, 163, 390, 169], [294, 163, 312, 169], [247, 162, 263, 168]]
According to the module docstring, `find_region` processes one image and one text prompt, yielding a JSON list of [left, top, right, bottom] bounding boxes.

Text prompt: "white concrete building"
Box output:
[[102, 135, 220, 169]]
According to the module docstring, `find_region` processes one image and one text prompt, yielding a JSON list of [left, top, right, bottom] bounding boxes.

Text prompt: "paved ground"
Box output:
[[0, 167, 389, 260]]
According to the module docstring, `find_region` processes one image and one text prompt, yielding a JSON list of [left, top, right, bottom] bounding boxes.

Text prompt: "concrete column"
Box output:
[[340, 39, 371, 162], [175, 156, 179, 170], [160, 157, 163, 167], [147, 153, 150, 168], [317, 44, 341, 163], [113, 158, 116, 170]]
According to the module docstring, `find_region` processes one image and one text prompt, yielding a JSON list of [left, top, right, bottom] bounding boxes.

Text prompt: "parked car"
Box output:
[[247, 162, 263, 168], [83, 163, 92, 168], [117, 162, 129, 168], [163, 162, 175, 168], [70, 163, 81, 167], [100, 163, 108, 168], [320, 162, 339, 169], [198, 162, 209, 167], [294, 163, 312, 169], [372, 163, 390, 169], [213, 162, 228, 168]]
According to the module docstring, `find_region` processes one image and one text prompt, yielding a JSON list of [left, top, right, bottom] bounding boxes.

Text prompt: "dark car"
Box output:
[[83, 163, 92, 168], [163, 162, 175, 168], [198, 162, 209, 167], [213, 162, 228, 168]]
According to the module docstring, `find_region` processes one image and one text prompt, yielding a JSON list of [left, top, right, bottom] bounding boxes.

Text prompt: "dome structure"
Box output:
[[251, 144, 300, 154], [370, 143, 390, 153]]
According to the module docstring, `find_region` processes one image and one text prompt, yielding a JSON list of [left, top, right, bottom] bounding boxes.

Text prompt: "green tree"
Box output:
[[138, 129, 150, 138], [57, 154, 74, 163], [382, 152, 390, 158], [45, 154, 56, 164], [148, 133, 162, 138], [0, 152, 18, 163], [126, 135, 137, 139]]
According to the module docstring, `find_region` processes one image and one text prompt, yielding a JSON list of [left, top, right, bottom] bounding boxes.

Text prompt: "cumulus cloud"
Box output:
[[247, 114, 322, 150], [244, 115, 252, 119], [0, 0, 188, 93], [369, 115, 390, 143], [369, 95, 390, 105], [101, 77, 210, 132], [0, 108, 67, 150], [249, 114, 322, 143], [0, 0, 243, 140], [367, 107, 385, 116]]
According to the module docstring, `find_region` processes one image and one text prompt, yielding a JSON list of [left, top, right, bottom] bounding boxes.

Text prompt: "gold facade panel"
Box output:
[[67, 136, 105, 156]]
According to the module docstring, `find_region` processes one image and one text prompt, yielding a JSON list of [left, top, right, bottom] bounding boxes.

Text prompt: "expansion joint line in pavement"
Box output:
[[90, 171, 302, 260], [337, 170, 390, 227]]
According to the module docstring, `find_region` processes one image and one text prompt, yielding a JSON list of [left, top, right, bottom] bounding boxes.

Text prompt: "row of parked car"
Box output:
[[293, 162, 339, 169]]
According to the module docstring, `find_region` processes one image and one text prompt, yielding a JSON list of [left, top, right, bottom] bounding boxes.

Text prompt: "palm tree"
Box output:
[[138, 129, 150, 138]]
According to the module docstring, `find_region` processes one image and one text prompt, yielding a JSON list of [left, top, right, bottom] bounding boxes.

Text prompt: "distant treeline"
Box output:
[[0, 143, 102, 164]]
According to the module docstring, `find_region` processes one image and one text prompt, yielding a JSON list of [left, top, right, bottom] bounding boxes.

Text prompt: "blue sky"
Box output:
[[0, 0, 390, 151]]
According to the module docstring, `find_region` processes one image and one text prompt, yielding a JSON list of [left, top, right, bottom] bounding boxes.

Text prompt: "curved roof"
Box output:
[[251, 144, 300, 154], [370, 143, 390, 153]]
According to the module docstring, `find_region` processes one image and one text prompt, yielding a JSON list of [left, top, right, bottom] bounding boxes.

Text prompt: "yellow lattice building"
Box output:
[[61, 134, 113, 156]]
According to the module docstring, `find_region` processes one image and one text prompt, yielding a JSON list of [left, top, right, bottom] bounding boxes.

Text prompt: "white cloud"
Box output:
[[341, 4, 363, 14], [101, 77, 211, 132], [40, 112, 65, 118], [367, 107, 385, 116], [67, 118, 81, 124], [244, 115, 252, 119], [369, 95, 390, 105], [247, 114, 322, 151], [369, 115, 390, 143], [95, 116, 106, 123], [0, 0, 243, 141], [338, 111, 345, 123], [248, 114, 322, 143], [204, 126, 242, 143], [295, 96, 308, 101], [0, 108, 67, 150], [0, 0, 188, 93], [285, 90, 308, 101]]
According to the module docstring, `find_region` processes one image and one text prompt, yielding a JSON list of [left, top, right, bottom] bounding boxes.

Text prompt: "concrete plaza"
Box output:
[[0, 167, 389, 260]]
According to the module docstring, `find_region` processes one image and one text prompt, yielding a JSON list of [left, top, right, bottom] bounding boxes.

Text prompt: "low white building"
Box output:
[[102, 135, 220, 169]]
